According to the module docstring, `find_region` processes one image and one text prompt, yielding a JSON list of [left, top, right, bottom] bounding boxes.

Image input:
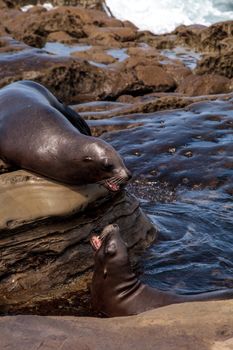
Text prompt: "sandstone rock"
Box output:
[[0, 39, 119, 103], [83, 25, 137, 46], [1, 300, 233, 349], [0, 170, 109, 230], [112, 57, 176, 97], [200, 21, 233, 53], [1, 5, 126, 48], [162, 61, 192, 85], [46, 30, 80, 44], [173, 24, 207, 49], [71, 46, 117, 64], [177, 73, 232, 96], [196, 52, 233, 79], [0, 0, 18, 9], [0, 169, 156, 313]]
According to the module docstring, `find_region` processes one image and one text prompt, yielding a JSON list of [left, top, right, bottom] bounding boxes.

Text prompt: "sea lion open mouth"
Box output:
[[101, 176, 128, 192], [90, 226, 112, 251], [90, 235, 102, 251]]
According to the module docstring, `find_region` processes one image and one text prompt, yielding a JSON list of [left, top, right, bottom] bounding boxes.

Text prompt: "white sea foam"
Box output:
[[106, 0, 233, 34], [21, 2, 55, 12]]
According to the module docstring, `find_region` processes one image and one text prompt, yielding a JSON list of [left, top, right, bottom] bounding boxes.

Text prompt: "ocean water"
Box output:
[[106, 0, 233, 34], [100, 98, 233, 295]]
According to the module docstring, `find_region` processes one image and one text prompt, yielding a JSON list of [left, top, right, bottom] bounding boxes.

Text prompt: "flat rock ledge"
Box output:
[[1, 300, 233, 350], [0, 168, 156, 314]]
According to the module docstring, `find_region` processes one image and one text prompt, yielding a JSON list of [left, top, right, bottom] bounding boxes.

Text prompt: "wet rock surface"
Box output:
[[1, 300, 233, 350]]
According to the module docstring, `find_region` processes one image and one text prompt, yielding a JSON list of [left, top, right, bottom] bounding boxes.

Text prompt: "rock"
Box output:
[[0, 0, 18, 9], [1, 300, 233, 349], [46, 30, 80, 44], [0, 39, 119, 103], [200, 21, 233, 53], [0, 169, 156, 313], [161, 60, 192, 86], [0, 170, 109, 230], [83, 25, 137, 46], [173, 24, 207, 50], [196, 52, 233, 79], [127, 46, 161, 59], [73, 92, 233, 122], [71, 46, 117, 64], [112, 57, 176, 98], [177, 73, 232, 96], [0, 6, 137, 48]]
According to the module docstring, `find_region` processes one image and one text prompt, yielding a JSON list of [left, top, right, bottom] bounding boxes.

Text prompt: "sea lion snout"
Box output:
[[125, 169, 132, 181], [102, 223, 119, 235], [116, 167, 132, 181]]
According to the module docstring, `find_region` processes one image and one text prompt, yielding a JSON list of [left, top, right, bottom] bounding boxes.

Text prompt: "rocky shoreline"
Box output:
[[0, 1, 233, 348]]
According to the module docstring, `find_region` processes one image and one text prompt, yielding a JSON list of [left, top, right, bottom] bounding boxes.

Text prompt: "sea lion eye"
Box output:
[[83, 156, 92, 162]]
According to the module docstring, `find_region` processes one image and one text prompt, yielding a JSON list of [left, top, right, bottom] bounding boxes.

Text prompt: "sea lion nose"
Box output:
[[126, 170, 132, 180]]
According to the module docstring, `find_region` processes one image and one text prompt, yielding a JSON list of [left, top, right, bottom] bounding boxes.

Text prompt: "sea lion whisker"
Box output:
[[108, 176, 124, 184], [112, 178, 124, 185]]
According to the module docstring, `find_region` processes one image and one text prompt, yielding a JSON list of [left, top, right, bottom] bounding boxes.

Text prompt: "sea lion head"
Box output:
[[90, 224, 134, 316], [80, 137, 132, 191], [90, 224, 129, 275]]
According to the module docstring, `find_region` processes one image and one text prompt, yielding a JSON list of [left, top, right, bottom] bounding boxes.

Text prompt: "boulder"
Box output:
[[83, 25, 137, 46], [200, 21, 233, 53], [196, 52, 233, 79], [177, 73, 232, 96], [0, 169, 156, 314], [71, 46, 117, 64], [112, 56, 177, 98], [1, 300, 233, 349]]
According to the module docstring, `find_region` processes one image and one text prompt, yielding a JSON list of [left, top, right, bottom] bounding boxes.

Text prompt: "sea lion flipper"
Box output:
[[60, 104, 92, 136]]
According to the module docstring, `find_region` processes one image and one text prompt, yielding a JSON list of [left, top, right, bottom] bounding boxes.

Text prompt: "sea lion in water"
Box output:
[[91, 224, 233, 317], [0, 81, 131, 190]]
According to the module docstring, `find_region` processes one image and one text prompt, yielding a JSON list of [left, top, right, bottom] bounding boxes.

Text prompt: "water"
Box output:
[[98, 98, 233, 295], [161, 47, 201, 70], [21, 2, 55, 12], [106, 0, 233, 34], [44, 42, 91, 56], [140, 189, 233, 294]]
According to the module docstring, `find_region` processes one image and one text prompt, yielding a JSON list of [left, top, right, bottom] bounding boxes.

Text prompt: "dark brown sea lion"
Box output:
[[91, 224, 233, 317], [0, 81, 131, 190]]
